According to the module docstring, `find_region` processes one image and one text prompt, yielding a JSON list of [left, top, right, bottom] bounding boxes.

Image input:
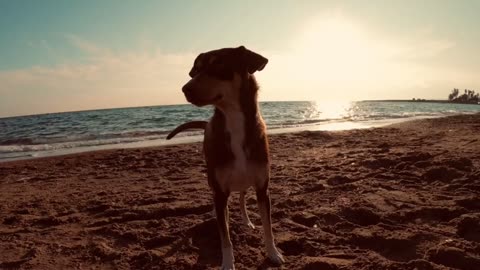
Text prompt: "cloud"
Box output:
[[66, 34, 113, 57], [0, 36, 195, 117]]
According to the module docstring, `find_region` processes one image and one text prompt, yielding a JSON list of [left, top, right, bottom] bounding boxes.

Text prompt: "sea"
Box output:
[[1, 101, 479, 162]]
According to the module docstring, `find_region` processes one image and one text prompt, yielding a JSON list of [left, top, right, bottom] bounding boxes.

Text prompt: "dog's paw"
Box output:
[[267, 248, 285, 265], [221, 247, 235, 270], [220, 262, 235, 270]]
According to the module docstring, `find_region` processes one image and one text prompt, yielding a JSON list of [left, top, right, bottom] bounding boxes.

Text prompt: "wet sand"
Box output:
[[1, 114, 479, 269]]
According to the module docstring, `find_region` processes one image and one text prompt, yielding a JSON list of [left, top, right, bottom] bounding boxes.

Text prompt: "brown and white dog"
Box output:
[[167, 46, 284, 269]]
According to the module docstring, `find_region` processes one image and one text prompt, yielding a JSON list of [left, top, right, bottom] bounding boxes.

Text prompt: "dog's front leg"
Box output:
[[214, 190, 234, 270], [256, 186, 285, 265]]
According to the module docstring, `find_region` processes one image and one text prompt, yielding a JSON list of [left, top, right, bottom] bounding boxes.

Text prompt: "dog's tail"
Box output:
[[166, 121, 208, 140]]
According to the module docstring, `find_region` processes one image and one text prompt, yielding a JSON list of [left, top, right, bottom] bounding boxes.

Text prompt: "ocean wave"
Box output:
[[0, 138, 36, 145], [0, 153, 34, 160], [297, 119, 330, 125], [0, 130, 174, 146], [0, 136, 157, 154], [0, 130, 205, 154]]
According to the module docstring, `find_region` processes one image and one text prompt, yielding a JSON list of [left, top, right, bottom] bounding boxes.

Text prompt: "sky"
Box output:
[[1, 0, 479, 117]]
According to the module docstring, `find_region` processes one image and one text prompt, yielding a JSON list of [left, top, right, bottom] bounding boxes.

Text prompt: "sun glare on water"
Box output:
[[313, 100, 353, 120], [310, 100, 375, 131]]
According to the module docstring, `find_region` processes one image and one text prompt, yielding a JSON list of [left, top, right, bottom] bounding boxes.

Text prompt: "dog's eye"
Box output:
[[206, 62, 232, 80], [189, 68, 200, 78], [211, 61, 224, 69]]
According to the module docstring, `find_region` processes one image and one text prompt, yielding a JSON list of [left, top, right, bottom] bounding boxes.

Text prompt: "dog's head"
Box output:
[[182, 46, 268, 107]]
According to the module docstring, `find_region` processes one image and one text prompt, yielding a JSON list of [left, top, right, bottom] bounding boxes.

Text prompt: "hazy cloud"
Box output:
[[0, 36, 195, 117]]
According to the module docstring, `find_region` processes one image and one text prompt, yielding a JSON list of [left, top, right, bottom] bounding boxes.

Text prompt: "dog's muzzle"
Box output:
[[182, 85, 222, 106]]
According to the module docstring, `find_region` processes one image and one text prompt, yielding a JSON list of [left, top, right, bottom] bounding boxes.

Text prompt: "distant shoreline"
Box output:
[[364, 99, 480, 105]]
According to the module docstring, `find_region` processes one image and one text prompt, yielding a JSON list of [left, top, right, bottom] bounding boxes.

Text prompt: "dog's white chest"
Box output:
[[216, 162, 257, 193], [214, 111, 260, 192], [226, 111, 247, 169]]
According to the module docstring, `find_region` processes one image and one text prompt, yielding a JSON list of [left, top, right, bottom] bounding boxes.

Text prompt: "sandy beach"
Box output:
[[1, 114, 479, 270]]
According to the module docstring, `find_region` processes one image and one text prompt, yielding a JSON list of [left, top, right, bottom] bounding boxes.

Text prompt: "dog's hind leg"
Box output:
[[214, 191, 235, 270], [239, 191, 255, 229], [256, 186, 285, 265]]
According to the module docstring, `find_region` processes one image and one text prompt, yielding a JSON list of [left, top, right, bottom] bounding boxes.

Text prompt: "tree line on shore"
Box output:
[[448, 88, 479, 104]]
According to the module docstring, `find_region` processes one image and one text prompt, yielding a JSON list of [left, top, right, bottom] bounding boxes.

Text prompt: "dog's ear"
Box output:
[[237, 46, 268, 74]]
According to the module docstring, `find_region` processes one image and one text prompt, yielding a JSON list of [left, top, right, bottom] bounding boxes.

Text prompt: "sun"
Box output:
[[261, 14, 390, 102], [294, 15, 376, 80], [269, 13, 387, 103]]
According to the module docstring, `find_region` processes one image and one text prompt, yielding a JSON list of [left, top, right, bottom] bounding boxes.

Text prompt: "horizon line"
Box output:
[[0, 98, 452, 120]]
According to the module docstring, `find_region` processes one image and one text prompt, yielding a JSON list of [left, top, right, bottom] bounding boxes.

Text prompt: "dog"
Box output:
[[166, 46, 284, 269]]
